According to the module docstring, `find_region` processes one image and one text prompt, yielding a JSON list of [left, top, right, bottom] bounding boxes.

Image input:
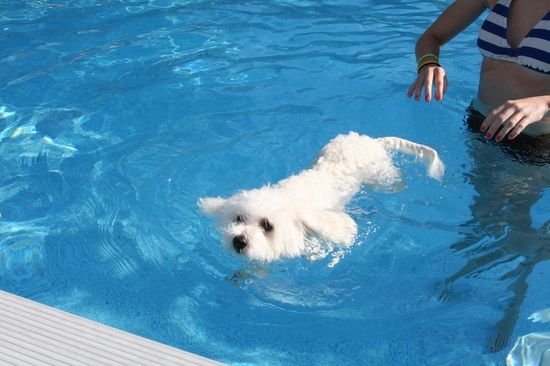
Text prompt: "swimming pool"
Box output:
[[1, 0, 549, 365]]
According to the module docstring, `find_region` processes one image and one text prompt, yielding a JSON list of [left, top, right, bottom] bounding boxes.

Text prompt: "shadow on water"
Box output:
[[441, 109, 550, 353]]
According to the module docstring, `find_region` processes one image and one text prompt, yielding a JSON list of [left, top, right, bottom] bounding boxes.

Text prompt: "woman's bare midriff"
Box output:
[[477, 57, 550, 135]]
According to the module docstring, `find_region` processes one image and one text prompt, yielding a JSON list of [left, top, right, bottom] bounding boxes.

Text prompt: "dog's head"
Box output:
[[198, 188, 357, 262]]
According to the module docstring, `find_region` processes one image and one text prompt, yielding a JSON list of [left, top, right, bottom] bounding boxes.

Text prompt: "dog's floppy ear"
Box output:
[[299, 210, 357, 246], [198, 197, 227, 216]]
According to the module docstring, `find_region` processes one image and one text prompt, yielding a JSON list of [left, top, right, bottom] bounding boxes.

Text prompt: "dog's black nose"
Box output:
[[233, 235, 248, 253]]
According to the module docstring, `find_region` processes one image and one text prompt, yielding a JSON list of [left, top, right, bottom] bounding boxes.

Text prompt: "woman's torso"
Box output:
[[477, 0, 550, 135]]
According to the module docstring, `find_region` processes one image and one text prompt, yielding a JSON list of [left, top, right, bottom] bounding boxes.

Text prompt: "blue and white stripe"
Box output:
[[477, 0, 550, 74]]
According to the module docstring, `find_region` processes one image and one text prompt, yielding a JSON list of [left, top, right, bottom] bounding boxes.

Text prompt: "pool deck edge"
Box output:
[[0, 290, 226, 366]]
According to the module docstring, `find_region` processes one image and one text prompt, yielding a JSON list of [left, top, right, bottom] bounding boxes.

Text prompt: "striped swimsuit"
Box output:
[[477, 0, 550, 74]]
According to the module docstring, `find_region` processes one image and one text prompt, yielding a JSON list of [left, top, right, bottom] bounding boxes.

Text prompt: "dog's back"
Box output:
[[313, 132, 403, 189], [313, 132, 444, 189]]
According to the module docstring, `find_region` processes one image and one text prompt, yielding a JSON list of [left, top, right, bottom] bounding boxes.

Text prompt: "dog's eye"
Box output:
[[259, 218, 274, 232], [235, 214, 246, 223]]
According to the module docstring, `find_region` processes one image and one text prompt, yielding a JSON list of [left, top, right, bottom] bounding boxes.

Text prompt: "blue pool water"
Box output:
[[1, 0, 549, 365]]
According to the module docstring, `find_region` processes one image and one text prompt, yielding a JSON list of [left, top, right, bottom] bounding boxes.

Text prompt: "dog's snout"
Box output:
[[232, 235, 248, 253]]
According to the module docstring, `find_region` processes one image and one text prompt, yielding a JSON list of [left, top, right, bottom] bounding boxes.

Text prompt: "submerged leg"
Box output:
[[489, 261, 533, 352], [448, 113, 550, 352]]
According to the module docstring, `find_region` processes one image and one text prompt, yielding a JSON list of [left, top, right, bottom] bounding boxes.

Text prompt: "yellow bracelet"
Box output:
[[417, 53, 439, 64]]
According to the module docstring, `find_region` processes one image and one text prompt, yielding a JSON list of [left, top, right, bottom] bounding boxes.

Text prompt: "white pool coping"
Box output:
[[0, 290, 225, 366]]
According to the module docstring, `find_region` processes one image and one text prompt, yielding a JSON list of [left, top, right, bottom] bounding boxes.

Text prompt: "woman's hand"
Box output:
[[407, 65, 448, 102], [481, 96, 550, 141]]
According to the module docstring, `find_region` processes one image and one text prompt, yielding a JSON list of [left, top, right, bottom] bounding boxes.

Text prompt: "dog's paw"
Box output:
[[300, 210, 357, 246]]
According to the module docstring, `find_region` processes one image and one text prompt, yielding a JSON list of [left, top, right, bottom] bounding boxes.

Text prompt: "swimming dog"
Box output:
[[199, 132, 444, 262]]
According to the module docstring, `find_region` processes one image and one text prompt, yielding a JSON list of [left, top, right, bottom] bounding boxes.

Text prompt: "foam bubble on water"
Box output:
[[303, 237, 330, 261], [529, 308, 550, 324], [327, 249, 345, 268], [302, 234, 356, 268]]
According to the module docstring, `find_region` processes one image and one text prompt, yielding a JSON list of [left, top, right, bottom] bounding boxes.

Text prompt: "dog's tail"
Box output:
[[377, 137, 445, 180]]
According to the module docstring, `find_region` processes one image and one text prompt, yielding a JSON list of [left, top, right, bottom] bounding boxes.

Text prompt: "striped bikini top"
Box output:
[[477, 0, 550, 74]]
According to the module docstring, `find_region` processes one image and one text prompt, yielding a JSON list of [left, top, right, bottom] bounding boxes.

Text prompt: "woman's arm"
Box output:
[[408, 0, 488, 102]]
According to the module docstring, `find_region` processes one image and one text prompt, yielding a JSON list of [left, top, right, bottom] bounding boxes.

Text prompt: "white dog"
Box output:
[[199, 132, 444, 262]]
